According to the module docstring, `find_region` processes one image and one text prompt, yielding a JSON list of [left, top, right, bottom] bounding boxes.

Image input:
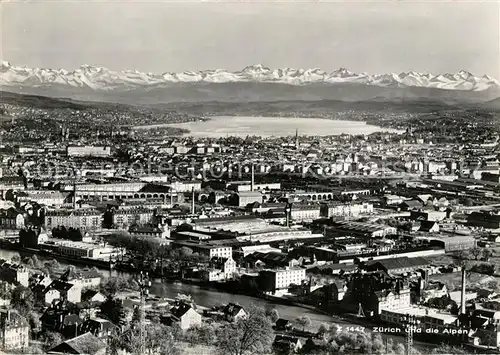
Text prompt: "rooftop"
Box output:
[[381, 306, 457, 324]]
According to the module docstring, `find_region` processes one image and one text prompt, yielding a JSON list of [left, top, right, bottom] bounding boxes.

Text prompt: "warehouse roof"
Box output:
[[366, 256, 429, 271]]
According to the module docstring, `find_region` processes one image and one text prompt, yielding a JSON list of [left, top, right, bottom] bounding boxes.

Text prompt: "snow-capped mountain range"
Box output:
[[1, 61, 499, 92]]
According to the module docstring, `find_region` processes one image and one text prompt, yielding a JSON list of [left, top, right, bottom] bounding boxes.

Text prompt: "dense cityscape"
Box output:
[[0, 85, 499, 355], [1, 1, 500, 354]]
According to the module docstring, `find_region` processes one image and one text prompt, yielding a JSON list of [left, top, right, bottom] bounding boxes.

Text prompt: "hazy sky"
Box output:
[[1, 0, 499, 77]]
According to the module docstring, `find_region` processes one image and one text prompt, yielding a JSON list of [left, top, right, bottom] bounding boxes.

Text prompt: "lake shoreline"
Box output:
[[132, 115, 404, 137]]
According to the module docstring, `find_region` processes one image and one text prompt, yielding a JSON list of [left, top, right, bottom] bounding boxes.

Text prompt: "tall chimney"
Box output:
[[295, 129, 299, 150], [250, 164, 255, 192], [460, 266, 466, 315], [191, 187, 195, 215], [285, 203, 291, 228], [73, 183, 77, 210]]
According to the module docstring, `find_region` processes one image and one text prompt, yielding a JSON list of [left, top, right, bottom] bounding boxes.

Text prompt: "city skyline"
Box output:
[[1, 0, 499, 78]]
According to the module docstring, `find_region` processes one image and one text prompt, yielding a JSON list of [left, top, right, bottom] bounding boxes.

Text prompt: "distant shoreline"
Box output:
[[132, 115, 404, 137]]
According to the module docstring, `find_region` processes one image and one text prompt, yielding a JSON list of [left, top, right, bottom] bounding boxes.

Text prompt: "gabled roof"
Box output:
[[223, 303, 245, 317], [419, 220, 439, 232], [170, 302, 195, 319], [366, 256, 429, 271], [49, 280, 75, 292], [81, 289, 105, 302], [49, 332, 106, 354], [401, 200, 423, 209], [275, 318, 292, 327]]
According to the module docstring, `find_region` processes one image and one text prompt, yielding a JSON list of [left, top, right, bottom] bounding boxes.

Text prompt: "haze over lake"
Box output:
[[135, 116, 402, 137]]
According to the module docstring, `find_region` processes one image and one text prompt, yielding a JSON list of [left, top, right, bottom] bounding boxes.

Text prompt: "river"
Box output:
[[132, 116, 403, 137], [0, 249, 434, 351]]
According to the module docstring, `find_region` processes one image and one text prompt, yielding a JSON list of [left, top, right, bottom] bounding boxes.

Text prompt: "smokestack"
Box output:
[[73, 183, 77, 210], [191, 187, 195, 215], [285, 203, 291, 228], [295, 129, 299, 150], [251, 164, 255, 192], [460, 266, 466, 315]]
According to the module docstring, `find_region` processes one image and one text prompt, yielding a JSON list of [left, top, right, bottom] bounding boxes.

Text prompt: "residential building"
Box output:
[[320, 202, 374, 218], [410, 210, 447, 222], [44, 280, 82, 304], [18, 190, 71, 207], [0, 208, 25, 230], [290, 204, 321, 222], [273, 335, 303, 353], [233, 191, 263, 207], [80, 318, 116, 340], [82, 290, 106, 304], [258, 268, 307, 293], [0, 260, 29, 287], [45, 209, 103, 231], [0, 309, 29, 351], [172, 241, 232, 259], [128, 224, 171, 239], [163, 303, 202, 330], [110, 207, 155, 229], [222, 303, 247, 322], [380, 306, 458, 334], [48, 332, 107, 355], [67, 145, 112, 157], [203, 257, 237, 282]]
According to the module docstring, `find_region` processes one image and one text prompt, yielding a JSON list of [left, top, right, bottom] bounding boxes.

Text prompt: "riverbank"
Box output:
[[0, 248, 441, 352], [0, 241, 112, 269]]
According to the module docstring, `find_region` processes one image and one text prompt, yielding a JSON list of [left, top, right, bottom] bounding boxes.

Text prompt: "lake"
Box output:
[[133, 116, 402, 137]]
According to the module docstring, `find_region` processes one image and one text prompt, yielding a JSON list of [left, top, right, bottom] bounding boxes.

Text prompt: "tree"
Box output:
[[0, 281, 11, 299], [217, 305, 274, 355], [119, 324, 180, 355], [295, 315, 312, 332], [462, 198, 474, 207], [318, 323, 329, 338], [371, 333, 385, 354], [100, 297, 127, 327], [28, 255, 41, 269], [39, 330, 64, 351], [395, 343, 406, 355], [44, 259, 60, 277], [265, 307, 280, 323], [101, 276, 136, 296], [431, 344, 468, 354], [470, 246, 481, 260], [28, 311, 42, 338], [11, 285, 35, 316], [483, 248, 493, 262], [471, 263, 495, 275], [131, 305, 145, 326], [185, 324, 217, 346], [175, 293, 195, 308], [10, 253, 21, 263]]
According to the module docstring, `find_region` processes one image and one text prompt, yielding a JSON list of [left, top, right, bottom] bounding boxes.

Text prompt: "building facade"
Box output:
[[45, 209, 103, 231], [258, 268, 307, 293], [0, 310, 29, 351]]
